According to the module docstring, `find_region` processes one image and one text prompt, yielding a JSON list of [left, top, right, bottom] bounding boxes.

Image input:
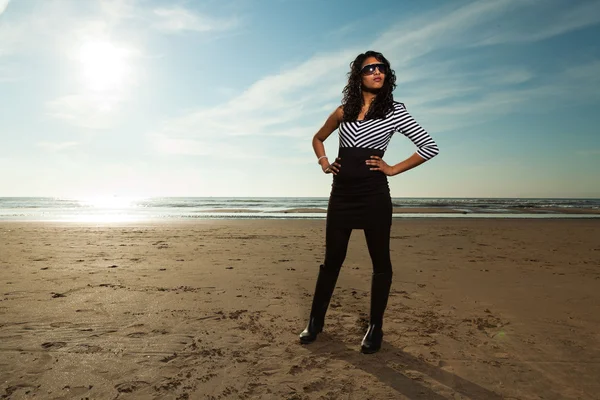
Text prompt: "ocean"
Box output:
[[0, 197, 598, 222]]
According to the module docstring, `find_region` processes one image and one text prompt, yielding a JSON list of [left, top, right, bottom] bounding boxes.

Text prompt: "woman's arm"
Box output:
[[389, 152, 428, 176], [395, 104, 439, 163], [366, 104, 439, 176], [313, 107, 343, 174]]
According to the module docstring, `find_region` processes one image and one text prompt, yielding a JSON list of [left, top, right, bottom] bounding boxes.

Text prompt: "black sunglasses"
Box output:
[[360, 63, 387, 76]]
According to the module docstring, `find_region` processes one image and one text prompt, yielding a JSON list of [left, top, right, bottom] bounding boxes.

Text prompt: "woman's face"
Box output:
[[360, 56, 386, 91]]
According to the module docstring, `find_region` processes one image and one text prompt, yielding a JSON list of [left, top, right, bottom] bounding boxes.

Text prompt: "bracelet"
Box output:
[[317, 155, 328, 164]]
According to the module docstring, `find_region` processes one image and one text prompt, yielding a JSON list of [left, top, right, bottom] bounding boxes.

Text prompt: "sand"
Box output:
[[0, 218, 599, 400]]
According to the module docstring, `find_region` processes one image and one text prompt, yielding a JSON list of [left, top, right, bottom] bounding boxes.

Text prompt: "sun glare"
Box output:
[[80, 196, 137, 209], [78, 40, 131, 92]]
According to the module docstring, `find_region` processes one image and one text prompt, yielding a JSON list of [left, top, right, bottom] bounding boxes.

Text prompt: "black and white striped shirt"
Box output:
[[339, 102, 439, 160]]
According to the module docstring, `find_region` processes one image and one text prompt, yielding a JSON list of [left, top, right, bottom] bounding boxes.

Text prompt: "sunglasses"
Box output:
[[360, 63, 387, 76]]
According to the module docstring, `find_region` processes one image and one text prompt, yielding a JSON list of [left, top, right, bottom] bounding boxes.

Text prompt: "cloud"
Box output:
[[0, 2, 96, 56], [46, 94, 122, 130], [564, 61, 600, 82], [152, 7, 237, 33], [150, 134, 264, 159], [0, 63, 19, 82], [0, 0, 8, 15], [175, 0, 520, 141], [98, 0, 137, 21], [151, 0, 600, 156], [36, 141, 79, 151], [397, 57, 600, 134], [371, 0, 524, 57], [576, 149, 600, 157], [1, 1, 235, 128], [474, 0, 600, 46], [150, 47, 358, 145]]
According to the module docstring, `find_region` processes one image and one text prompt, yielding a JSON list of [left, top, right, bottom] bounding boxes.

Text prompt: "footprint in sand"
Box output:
[[73, 344, 102, 353], [126, 332, 148, 338], [159, 353, 178, 363], [49, 321, 73, 328], [303, 380, 326, 393], [114, 381, 150, 393], [41, 341, 67, 349], [288, 365, 302, 375], [62, 385, 93, 396], [154, 377, 183, 392], [26, 352, 53, 375], [3, 383, 38, 398], [197, 373, 217, 383]]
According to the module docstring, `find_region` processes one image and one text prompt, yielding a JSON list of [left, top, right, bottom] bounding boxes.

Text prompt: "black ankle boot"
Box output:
[[361, 324, 383, 353], [299, 316, 323, 344], [361, 270, 392, 354], [299, 264, 340, 344]]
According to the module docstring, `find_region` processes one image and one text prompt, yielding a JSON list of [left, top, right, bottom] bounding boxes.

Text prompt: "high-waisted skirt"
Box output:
[[326, 147, 392, 229]]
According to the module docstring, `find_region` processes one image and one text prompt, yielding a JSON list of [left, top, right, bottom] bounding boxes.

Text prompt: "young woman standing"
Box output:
[[300, 51, 440, 354]]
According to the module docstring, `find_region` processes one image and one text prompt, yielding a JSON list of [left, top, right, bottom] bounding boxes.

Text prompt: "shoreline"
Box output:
[[1, 207, 599, 224], [176, 207, 600, 215]]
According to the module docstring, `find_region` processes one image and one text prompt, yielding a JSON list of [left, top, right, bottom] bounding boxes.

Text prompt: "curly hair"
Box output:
[[341, 51, 397, 122]]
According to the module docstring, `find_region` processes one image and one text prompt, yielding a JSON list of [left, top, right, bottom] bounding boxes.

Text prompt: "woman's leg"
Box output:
[[324, 224, 353, 273], [361, 224, 393, 353], [300, 225, 352, 343]]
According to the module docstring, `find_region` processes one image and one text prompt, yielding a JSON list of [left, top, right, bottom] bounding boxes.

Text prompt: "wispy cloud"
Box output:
[[576, 149, 600, 157], [0, 0, 9, 15], [400, 58, 600, 134], [1, 1, 143, 129], [150, 0, 600, 156], [0, 2, 97, 56], [152, 7, 237, 33], [1, 0, 236, 128], [0, 64, 19, 82], [147, 48, 357, 158], [474, 0, 600, 46], [98, 0, 137, 22], [46, 94, 122, 130], [564, 61, 600, 82], [372, 0, 524, 58], [151, 135, 262, 158], [36, 141, 79, 151]]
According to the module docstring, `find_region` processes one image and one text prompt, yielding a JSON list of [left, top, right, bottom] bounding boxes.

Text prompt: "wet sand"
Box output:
[[0, 219, 599, 399]]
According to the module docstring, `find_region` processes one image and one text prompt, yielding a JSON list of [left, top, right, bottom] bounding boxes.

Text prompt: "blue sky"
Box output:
[[0, 0, 599, 198]]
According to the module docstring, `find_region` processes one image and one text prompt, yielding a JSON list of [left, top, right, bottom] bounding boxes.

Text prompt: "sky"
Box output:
[[0, 0, 599, 199]]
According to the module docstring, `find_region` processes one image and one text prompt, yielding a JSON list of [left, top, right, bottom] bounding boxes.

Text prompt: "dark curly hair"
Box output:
[[341, 51, 397, 122]]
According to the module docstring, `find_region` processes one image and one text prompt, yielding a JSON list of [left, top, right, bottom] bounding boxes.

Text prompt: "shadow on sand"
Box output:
[[303, 335, 504, 400]]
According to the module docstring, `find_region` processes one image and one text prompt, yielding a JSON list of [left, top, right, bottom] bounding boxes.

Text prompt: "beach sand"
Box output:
[[0, 219, 599, 399]]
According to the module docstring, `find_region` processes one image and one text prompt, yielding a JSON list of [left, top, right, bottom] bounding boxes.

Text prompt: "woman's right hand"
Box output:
[[322, 157, 341, 174]]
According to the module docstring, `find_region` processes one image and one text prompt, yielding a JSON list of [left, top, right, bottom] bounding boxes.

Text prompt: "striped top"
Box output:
[[339, 102, 439, 160]]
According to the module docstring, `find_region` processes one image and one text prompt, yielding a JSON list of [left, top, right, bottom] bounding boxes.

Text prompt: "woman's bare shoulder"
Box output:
[[334, 106, 344, 121]]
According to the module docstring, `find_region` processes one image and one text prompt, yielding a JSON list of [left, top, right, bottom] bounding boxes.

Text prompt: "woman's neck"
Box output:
[[362, 91, 377, 106]]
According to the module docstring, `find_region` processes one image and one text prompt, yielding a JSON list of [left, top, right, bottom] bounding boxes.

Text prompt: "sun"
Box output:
[[78, 40, 131, 92]]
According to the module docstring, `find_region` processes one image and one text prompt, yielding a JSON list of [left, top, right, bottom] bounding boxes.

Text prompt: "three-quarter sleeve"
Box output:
[[394, 103, 439, 160]]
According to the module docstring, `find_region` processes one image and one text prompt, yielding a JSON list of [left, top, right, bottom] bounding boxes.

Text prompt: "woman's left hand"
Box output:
[[366, 156, 394, 176]]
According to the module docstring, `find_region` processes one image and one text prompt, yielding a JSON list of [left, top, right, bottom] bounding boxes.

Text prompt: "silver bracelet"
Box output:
[[317, 155, 328, 164]]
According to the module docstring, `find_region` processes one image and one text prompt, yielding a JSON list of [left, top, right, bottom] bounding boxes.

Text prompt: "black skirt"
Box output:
[[326, 147, 392, 229]]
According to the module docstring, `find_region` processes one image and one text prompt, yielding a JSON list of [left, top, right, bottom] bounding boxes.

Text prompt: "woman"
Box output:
[[299, 51, 440, 354]]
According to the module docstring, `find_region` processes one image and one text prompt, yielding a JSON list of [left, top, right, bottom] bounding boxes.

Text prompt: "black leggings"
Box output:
[[323, 224, 393, 275]]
